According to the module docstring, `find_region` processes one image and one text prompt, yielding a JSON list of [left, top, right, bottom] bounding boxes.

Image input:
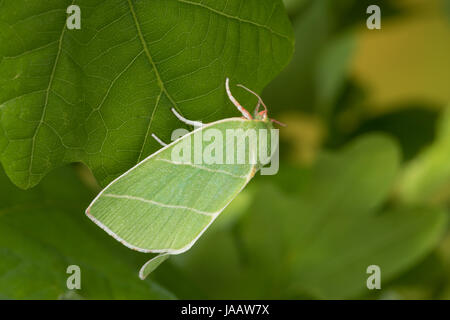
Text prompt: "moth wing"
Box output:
[[86, 119, 255, 254]]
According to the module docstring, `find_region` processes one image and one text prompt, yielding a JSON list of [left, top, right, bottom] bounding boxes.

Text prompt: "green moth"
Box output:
[[86, 78, 281, 279]]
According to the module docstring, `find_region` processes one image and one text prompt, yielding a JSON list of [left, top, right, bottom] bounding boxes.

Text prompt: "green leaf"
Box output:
[[0, 166, 174, 299], [0, 0, 294, 189], [164, 134, 447, 298]]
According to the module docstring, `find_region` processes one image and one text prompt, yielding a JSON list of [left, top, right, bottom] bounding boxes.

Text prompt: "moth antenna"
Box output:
[[225, 78, 252, 120], [236, 83, 268, 114], [270, 118, 287, 127], [151, 133, 168, 147], [171, 108, 203, 127]]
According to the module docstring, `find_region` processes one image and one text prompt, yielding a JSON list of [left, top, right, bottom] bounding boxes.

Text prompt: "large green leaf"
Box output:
[[159, 134, 447, 298], [0, 165, 174, 299], [0, 0, 294, 189]]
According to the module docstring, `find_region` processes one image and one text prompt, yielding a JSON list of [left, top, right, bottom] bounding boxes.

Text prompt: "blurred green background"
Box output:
[[0, 0, 449, 299]]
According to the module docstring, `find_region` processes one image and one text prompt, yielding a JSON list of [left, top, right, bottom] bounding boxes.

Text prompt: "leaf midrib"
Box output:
[[27, 1, 75, 188], [127, 0, 185, 161], [127, 0, 182, 114]]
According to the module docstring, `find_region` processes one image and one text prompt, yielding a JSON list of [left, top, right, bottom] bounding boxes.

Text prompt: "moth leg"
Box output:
[[236, 83, 268, 120], [151, 133, 168, 147], [225, 78, 252, 120], [171, 108, 203, 128], [270, 118, 287, 127]]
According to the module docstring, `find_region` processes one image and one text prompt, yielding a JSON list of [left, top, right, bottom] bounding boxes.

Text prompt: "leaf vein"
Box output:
[[177, 0, 290, 41], [155, 158, 247, 179]]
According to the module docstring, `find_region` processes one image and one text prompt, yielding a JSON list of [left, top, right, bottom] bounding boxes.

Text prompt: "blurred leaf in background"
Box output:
[[352, 0, 450, 110], [265, 0, 400, 116], [334, 0, 449, 151], [396, 107, 450, 206], [347, 104, 440, 161], [154, 135, 448, 299], [0, 166, 173, 299]]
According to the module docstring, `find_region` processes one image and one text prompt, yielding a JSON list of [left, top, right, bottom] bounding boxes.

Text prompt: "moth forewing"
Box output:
[[86, 117, 276, 278]]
